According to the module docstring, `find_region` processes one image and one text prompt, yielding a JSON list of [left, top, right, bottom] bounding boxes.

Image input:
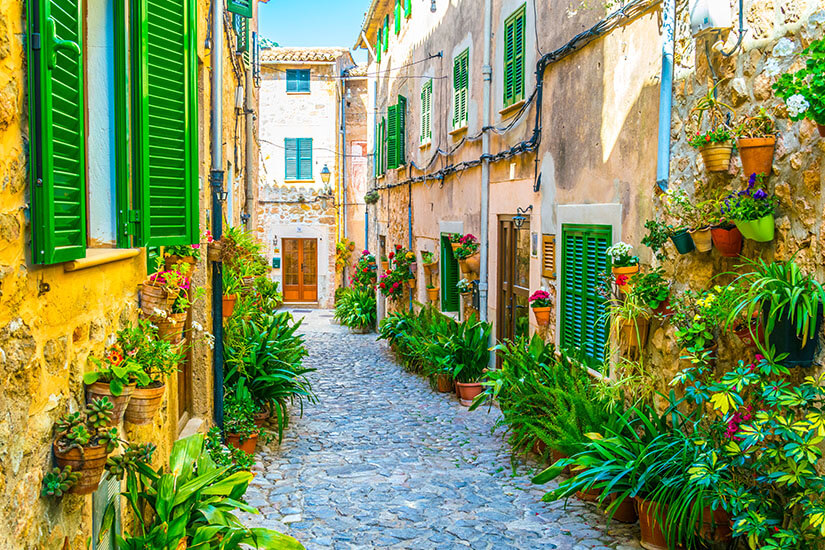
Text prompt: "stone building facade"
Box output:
[[0, 0, 260, 545]]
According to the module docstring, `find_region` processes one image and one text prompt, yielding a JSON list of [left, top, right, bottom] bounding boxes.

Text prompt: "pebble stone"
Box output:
[[243, 309, 644, 550]]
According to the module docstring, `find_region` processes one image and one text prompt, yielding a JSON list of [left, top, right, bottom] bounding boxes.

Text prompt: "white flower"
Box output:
[[106, 334, 116, 346], [772, 38, 795, 57], [192, 321, 203, 332], [809, 10, 825, 25], [606, 242, 633, 260], [763, 58, 782, 77], [152, 307, 168, 319], [787, 94, 810, 118]]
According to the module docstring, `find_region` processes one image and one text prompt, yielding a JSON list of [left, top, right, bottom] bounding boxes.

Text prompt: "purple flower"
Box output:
[[748, 173, 757, 185], [753, 189, 768, 200]]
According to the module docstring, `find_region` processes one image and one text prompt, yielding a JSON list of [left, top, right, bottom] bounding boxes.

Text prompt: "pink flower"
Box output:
[[192, 244, 201, 249]]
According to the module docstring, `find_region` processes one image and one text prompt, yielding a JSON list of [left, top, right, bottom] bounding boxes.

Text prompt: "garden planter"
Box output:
[[738, 136, 776, 178], [463, 253, 480, 274], [222, 294, 237, 318], [408, 277, 416, 289], [455, 382, 483, 407], [710, 226, 743, 257], [436, 372, 453, 393], [532, 307, 551, 327], [689, 227, 712, 253], [53, 441, 109, 495], [609, 494, 638, 524], [765, 306, 823, 367], [574, 469, 602, 502], [423, 261, 438, 274], [226, 432, 258, 455], [141, 284, 178, 316], [699, 505, 732, 542], [253, 404, 271, 428], [164, 255, 197, 272], [207, 241, 223, 262], [86, 382, 135, 425], [619, 317, 650, 350], [733, 318, 763, 348], [450, 242, 461, 252], [124, 383, 166, 425], [652, 298, 674, 316], [426, 287, 439, 302], [156, 312, 187, 344], [670, 229, 695, 255], [735, 214, 775, 242], [699, 143, 733, 172], [611, 265, 639, 278], [636, 497, 682, 550], [409, 262, 417, 274], [349, 325, 372, 334]]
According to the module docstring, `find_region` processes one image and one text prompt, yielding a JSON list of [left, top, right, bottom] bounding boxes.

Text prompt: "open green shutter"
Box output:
[[396, 95, 406, 167], [132, 0, 198, 247], [285, 138, 298, 179], [298, 138, 312, 180], [387, 104, 397, 169], [404, 0, 412, 18], [380, 117, 387, 174], [461, 52, 469, 124], [376, 29, 381, 63], [383, 16, 389, 51], [503, 17, 515, 106], [227, 0, 252, 17], [441, 235, 459, 312], [512, 8, 525, 103], [452, 55, 461, 127], [27, 0, 87, 264], [234, 13, 248, 53], [394, 0, 401, 34], [453, 50, 469, 127]]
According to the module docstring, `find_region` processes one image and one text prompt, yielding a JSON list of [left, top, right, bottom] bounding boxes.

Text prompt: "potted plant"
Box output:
[[727, 259, 825, 367], [421, 250, 436, 267], [205, 230, 223, 262], [426, 283, 439, 302], [163, 243, 201, 272], [451, 318, 492, 406], [380, 254, 389, 271], [423, 340, 454, 393], [661, 187, 700, 254], [364, 190, 380, 204], [222, 268, 241, 317], [736, 108, 777, 178], [448, 232, 463, 252], [223, 383, 259, 455], [52, 398, 119, 494], [607, 289, 651, 353], [631, 268, 671, 315], [141, 268, 185, 317], [529, 289, 552, 326], [606, 242, 640, 283], [723, 173, 777, 242], [456, 278, 474, 299], [773, 38, 825, 136], [41, 466, 81, 499], [333, 287, 377, 333], [641, 219, 670, 262], [84, 346, 150, 424], [672, 287, 732, 365], [454, 234, 480, 275], [689, 86, 735, 172]]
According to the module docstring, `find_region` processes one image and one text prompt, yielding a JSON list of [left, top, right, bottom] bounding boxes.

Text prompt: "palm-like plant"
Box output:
[[333, 288, 377, 330]]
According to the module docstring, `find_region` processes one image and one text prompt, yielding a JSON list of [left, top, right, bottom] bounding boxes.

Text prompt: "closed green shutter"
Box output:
[[285, 138, 298, 179], [227, 0, 252, 17], [405, 0, 412, 18], [441, 235, 460, 312], [298, 138, 312, 180], [286, 69, 310, 93], [234, 13, 248, 53], [376, 29, 381, 63], [560, 224, 611, 368], [503, 5, 526, 107], [453, 49, 469, 128], [380, 117, 387, 175], [132, 0, 198, 247], [396, 95, 406, 167], [394, 0, 401, 34], [387, 103, 397, 169], [383, 16, 389, 51], [26, 0, 87, 264], [421, 80, 432, 143]]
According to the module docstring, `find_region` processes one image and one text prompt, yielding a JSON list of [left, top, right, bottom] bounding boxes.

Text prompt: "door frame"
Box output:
[[496, 215, 531, 346], [282, 237, 318, 302]]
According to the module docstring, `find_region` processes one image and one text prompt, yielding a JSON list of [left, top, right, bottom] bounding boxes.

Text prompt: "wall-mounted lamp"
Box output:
[[217, 189, 228, 202], [513, 205, 533, 229], [320, 164, 331, 185], [430, 0, 436, 13]]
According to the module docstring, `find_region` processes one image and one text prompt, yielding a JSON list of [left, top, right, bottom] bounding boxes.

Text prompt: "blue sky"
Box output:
[[259, 0, 370, 64]]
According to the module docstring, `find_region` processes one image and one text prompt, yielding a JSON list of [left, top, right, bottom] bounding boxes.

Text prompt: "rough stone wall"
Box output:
[[343, 77, 369, 280]]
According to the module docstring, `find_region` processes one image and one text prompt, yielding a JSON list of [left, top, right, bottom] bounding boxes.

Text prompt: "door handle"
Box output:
[[45, 18, 81, 70]]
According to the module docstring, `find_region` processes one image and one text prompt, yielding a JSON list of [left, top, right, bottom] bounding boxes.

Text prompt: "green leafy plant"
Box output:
[[54, 398, 118, 454], [84, 345, 151, 396], [364, 190, 380, 204], [41, 466, 80, 498], [688, 125, 733, 148], [334, 287, 377, 330], [774, 38, 825, 125], [641, 219, 671, 262], [116, 319, 185, 386], [223, 380, 259, 442], [421, 250, 435, 264], [736, 107, 777, 139], [351, 250, 377, 291], [449, 316, 491, 383], [164, 243, 202, 262], [205, 426, 255, 474], [722, 174, 777, 221], [630, 268, 670, 310]]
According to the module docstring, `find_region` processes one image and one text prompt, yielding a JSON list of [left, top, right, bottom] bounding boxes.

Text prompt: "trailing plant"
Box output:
[[736, 107, 777, 139], [334, 287, 377, 330], [642, 219, 671, 262], [671, 286, 731, 354], [773, 38, 825, 126], [630, 268, 670, 310], [54, 398, 119, 454], [116, 319, 185, 386]]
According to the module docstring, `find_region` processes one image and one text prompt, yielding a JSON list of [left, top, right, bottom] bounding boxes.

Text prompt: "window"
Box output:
[[387, 95, 406, 169], [394, 0, 401, 34], [383, 16, 389, 52], [404, 0, 412, 18], [376, 29, 382, 63], [286, 69, 310, 93], [560, 224, 611, 368], [285, 138, 313, 180], [25, 0, 199, 264], [452, 49, 469, 129], [440, 235, 460, 312], [380, 117, 387, 174], [227, 0, 252, 17], [420, 80, 432, 144], [375, 117, 386, 177], [503, 5, 526, 107]]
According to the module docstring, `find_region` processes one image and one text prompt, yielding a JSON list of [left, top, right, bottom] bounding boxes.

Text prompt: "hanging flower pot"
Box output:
[[141, 284, 178, 316], [734, 214, 775, 242], [699, 142, 733, 172], [455, 382, 483, 406], [207, 240, 223, 262], [436, 372, 453, 393], [710, 226, 743, 257], [86, 382, 135, 426], [689, 227, 712, 253], [532, 307, 551, 327], [164, 255, 197, 272], [765, 305, 823, 368], [381, 261, 389, 272], [53, 441, 109, 495], [409, 262, 418, 274], [611, 265, 639, 278], [738, 136, 776, 178], [124, 383, 166, 425], [652, 298, 674, 317], [222, 294, 237, 318], [226, 432, 259, 455], [733, 316, 763, 348], [155, 312, 187, 344], [619, 317, 650, 350], [464, 252, 480, 273], [426, 287, 439, 302], [818, 124, 825, 138], [407, 277, 416, 289], [450, 241, 461, 252], [670, 229, 695, 255]]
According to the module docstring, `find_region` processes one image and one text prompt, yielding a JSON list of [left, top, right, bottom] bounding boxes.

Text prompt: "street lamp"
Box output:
[[320, 164, 331, 185], [430, 0, 436, 12]]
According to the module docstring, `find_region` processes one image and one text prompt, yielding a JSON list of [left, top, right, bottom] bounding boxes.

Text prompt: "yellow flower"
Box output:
[[693, 314, 701, 321]]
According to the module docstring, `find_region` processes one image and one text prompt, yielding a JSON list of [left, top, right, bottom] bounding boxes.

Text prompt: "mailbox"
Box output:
[[272, 257, 281, 269]]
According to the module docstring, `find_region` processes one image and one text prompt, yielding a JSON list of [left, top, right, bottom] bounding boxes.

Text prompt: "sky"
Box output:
[[259, 0, 370, 64]]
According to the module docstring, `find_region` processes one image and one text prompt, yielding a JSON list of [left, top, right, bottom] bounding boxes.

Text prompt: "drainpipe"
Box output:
[[479, 0, 492, 322], [210, 0, 225, 428], [656, 0, 675, 192], [340, 68, 348, 286], [243, 0, 257, 228]]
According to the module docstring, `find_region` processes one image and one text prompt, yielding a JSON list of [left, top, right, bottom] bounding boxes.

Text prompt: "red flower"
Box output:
[[363, 268, 369, 273], [615, 274, 629, 286], [395, 244, 402, 250], [705, 135, 711, 141], [388, 252, 394, 259], [379, 282, 386, 289]]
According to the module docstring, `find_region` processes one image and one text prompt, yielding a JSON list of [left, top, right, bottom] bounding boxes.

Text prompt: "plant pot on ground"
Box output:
[[124, 382, 166, 425], [253, 403, 271, 428], [450, 316, 492, 407], [53, 398, 118, 494], [610, 493, 638, 524], [223, 379, 261, 455], [710, 226, 742, 257], [436, 372, 453, 393], [636, 497, 680, 550]]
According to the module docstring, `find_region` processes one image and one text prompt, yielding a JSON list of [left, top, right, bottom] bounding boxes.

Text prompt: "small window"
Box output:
[[420, 80, 432, 144], [440, 235, 460, 312], [285, 138, 313, 180], [503, 5, 526, 107], [453, 49, 469, 129], [286, 69, 310, 93]]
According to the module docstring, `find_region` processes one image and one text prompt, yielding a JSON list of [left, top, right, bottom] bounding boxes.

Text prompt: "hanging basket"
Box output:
[[53, 441, 109, 495], [207, 241, 223, 262], [532, 306, 551, 327], [711, 226, 743, 257], [407, 277, 416, 289], [689, 227, 713, 253], [670, 229, 695, 255], [735, 214, 775, 242], [124, 383, 166, 425], [619, 317, 650, 350], [141, 284, 178, 316], [86, 382, 135, 426], [738, 136, 776, 179], [155, 312, 187, 344], [426, 287, 439, 302], [699, 142, 733, 172]]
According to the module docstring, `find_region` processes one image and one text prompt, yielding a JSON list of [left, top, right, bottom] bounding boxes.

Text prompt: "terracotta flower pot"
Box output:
[[738, 136, 776, 179], [253, 403, 271, 428], [652, 298, 674, 317], [423, 260, 438, 274], [381, 261, 389, 271], [532, 306, 551, 327], [164, 255, 197, 272], [818, 123, 825, 138], [699, 143, 733, 172], [408, 277, 416, 289], [464, 252, 480, 273], [575, 469, 602, 502], [450, 242, 461, 252], [409, 262, 418, 274], [611, 265, 639, 278], [609, 494, 638, 524], [53, 441, 109, 495], [735, 214, 775, 242], [86, 382, 135, 425], [125, 383, 166, 425], [711, 226, 743, 257], [689, 227, 712, 253], [620, 317, 650, 350], [436, 372, 453, 393], [155, 312, 187, 344], [636, 497, 682, 550], [226, 432, 258, 455], [733, 317, 763, 349], [141, 284, 178, 316], [426, 287, 439, 302], [455, 381, 483, 406], [222, 294, 237, 318], [699, 505, 732, 542]]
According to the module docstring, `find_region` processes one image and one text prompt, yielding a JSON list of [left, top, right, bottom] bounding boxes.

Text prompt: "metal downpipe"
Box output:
[[656, 0, 675, 191], [479, 0, 492, 323]]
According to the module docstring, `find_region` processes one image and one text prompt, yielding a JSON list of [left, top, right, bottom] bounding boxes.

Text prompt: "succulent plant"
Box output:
[[65, 424, 91, 447], [99, 428, 119, 454], [85, 397, 114, 428], [41, 466, 80, 498], [105, 442, 156, 480], [55, 412, 84, 435]]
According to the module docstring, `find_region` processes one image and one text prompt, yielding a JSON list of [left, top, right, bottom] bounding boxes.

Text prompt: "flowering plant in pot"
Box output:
[[773, 38, 825, 135], [689, 85, 735, 172], [735, 108, 777, 178], [661, 187, 701, 254], [163, 243, 201, 271], [52, 398, 119, 494], [606, 242, 639, 280], [456, 277, 474, 296], [454, 234, 480, 274], [84, 346, 150, 424], [722, 173, 777, 242], [529, 289, 552, 327], [142, 264, 190, 317], [421, 250, 436, 266], [352, 251, 377, 291], [671, 287, 729, 362]]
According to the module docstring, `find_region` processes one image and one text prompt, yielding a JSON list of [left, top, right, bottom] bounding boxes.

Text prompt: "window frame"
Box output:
[[286, 69, 311, 93], [452, 49, 469, 130], [420, 79, 432, 144], [284, 137, 313, 181]]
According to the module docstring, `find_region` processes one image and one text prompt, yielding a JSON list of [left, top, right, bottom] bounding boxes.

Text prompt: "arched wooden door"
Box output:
[[283, 238, 318, 302]]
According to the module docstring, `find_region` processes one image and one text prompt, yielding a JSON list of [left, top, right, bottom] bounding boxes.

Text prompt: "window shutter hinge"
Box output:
[[128, 210, 140, 234]]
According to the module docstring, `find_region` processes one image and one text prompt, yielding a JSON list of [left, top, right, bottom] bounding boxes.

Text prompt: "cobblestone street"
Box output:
[[243, 310, 643, 550]]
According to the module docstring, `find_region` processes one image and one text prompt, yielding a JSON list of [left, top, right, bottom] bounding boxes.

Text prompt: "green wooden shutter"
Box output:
[[421, 80, 432, 143], [376, 29, 381, 63], [383, 16, 389, 51], [396, 95, 406, 167], [560, 224, 611, 368], [387, 104, 397, 169], [453, 49, 469, 128], [298, 138, 313, 180], [441, 235, 460, 312], [285, 138, 298, 179], [405, 0, 412, 18], [394, 0, 401, 34], [26, 0, 87, 264], [503, 6, 526, 107], [380, 117, 387, 175], [227, 0, 252, 17], [234, 13, 248, 53], [132, 0, 198, 247]]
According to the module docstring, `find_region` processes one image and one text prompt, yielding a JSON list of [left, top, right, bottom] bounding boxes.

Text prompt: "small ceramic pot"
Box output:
[[735, 214, 775, 242], [711, 226, 743, 257], [455, 382, 483, 407], [532, 306, 551, 327], [670, 229, 695, 255], [53, 441, 109, 495], [222, 294, 237, 318], [86, 382, 136, 426], [426, 287, 439, 302], [699, 142, 733, 172], [689, 227, 712, 253], [738, 136, 775, 179], [125, 383, 166, 425]]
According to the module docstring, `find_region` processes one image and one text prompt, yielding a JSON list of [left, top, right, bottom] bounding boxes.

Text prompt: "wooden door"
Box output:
[[283, 238, 318, 302], [497, 217, 531, 345]]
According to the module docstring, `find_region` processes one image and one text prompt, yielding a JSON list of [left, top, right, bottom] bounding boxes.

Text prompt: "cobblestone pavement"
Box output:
[[243, 309, 643, 550]]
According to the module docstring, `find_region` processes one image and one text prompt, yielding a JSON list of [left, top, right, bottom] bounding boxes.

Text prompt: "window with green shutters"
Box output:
[[386, 96, 406, 169], [387, 104, 397, 170], [440, 235, 460, 312], [286, 69, 310, 93], [383, 16, 389, 52], [285, 138, 313, 180], [453, 49, 469, 129], [394, 0, 401, 34], [227, 0, 252, 17], [421, 80, 432, 144], [503, 5, 526, 107], [376, 29, 381, 63], [380, 117, 387, 175], [560, 224, 611, 368], [234, 13, 249, 53], [404, 0, 412, 18]]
